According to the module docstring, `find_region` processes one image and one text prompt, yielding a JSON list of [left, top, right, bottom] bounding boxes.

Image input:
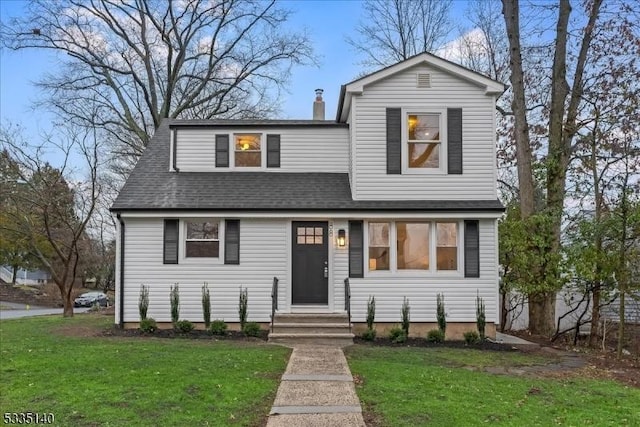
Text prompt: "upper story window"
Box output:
[[185, 221, 219, 258], [234, 134, 261, 167], [407, 113, 441, 169]]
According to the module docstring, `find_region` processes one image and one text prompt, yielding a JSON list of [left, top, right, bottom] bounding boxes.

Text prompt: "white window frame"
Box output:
[[401, 108, 447, 174], [364, 220, 462, 277], [181, 219, 224, 264], [231, 133, 266, 170]]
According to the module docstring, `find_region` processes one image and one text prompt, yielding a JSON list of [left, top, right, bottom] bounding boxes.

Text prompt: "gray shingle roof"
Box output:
[[111, 121, 504, 212]]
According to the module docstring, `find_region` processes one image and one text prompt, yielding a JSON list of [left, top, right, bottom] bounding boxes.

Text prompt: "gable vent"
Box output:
[[417, 73, 431, 88]]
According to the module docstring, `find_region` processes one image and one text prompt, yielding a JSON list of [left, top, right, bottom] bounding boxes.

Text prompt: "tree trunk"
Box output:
[[63, 292, 74, 317], [11, 264, 18, 285], [501, 0, 535, 218], [528, 292, 556, 336], [500, 291, 508, 332]]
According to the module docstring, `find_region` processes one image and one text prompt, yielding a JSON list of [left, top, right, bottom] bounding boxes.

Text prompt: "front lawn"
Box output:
[[0, 314, 290, 426], [346, 346, 640, 426]]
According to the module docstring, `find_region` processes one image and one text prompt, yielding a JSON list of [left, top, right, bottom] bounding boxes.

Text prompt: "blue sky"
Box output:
[[0, 0, 470, 141]]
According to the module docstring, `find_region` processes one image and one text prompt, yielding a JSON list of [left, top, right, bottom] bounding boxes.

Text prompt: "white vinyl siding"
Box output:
[[122, 218, 288, 323], [352, 63, 497, 200], [348, 219, 498, 323], [174, 127, 349, 172]]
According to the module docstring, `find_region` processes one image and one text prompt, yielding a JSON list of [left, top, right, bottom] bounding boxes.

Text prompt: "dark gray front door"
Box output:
[[292, 221, 328, 305]]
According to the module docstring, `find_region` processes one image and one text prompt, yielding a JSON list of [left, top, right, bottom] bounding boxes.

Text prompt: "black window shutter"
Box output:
[[224, 219, 240, 265], [215, 134, 229, 167], [464, 220, 479, 277], [266, 134, 281, 168], [386, 108, 402, 174], [447, 108, 463, 174], [163, 219, 179, 264], [349, 221, 364, 278]]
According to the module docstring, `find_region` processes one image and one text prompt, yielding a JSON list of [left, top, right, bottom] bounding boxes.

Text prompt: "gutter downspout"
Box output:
[[116, 213, 125, 329]]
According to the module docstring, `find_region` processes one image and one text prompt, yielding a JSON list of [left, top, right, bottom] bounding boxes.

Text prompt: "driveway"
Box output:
[[0, 301, 91, 320]]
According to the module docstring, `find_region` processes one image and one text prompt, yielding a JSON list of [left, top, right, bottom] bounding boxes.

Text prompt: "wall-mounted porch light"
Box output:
[[337, 229, 346, 248]]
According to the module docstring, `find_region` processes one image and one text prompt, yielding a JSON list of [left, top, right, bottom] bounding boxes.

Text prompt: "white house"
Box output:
[[110, 53, 505, 342]]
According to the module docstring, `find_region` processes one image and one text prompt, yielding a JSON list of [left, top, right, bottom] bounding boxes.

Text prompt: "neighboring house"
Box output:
[[0, 265, 51, 286], [110, 53, 505, 340]]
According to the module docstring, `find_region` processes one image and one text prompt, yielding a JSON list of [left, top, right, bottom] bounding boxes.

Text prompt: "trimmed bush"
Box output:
[[476, 293, 486, 340], [366, 295, 376, 330], [427, 329, 445, 343], [464, 330, 481, 344], [238, 286, 248, 329], [361, 328, 377, 341], [436, 293, 446, 334], [389, 326, 407, 344], [210, 319, 228, 335], [175, 320, 194, 333], [401, 297, 410, 336], [242, 321, 261, 337], [138, 284, 149, 321], [170, 283, 180, 325], [139, 317, 157, 333], [202, 283, 211, 328]]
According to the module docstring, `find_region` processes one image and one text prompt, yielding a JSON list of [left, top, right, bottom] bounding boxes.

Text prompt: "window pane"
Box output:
[[315, 235, 323, 244], [397, 222, 429, 270], [368, 222, 390, 271], [187, 222, 218, 239], [186, 241, 219, 257], [409, 143, 439, 168], [297, 227, 305, 236], [437, 223, 457, 270], [369, 247, 390, 271], [235, 152, 261, 167], [315, 227, 323, 236], [306, 236, 315, 244], [297, 236, 305, 244], [368, 223, 389, 247], [408, 114, 439, 141], [234, 134, 261, 167]]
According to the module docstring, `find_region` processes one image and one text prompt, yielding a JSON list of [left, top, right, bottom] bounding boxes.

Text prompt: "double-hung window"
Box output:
[[234, 134, 261, 167], [185, 221, 219, 258], [407, 113, 442, 169]]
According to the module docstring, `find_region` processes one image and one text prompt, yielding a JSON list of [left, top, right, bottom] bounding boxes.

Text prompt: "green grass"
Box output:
[[346, 346, 640, 426], [0, 314, 290, 426]]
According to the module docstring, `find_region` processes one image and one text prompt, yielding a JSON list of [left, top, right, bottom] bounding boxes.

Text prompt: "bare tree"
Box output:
[[0, 124, 102, 317], [347, 0, 453, 70], [2, 0, 314, 164]]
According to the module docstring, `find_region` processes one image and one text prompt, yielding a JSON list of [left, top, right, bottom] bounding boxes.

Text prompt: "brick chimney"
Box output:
[[313, 88, 325, 120]]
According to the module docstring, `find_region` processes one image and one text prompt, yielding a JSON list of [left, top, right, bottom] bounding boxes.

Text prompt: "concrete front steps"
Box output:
[[269, 313, 354, 346]]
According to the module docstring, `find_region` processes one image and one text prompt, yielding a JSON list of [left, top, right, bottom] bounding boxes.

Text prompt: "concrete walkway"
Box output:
[[495, 331, 537, 345], [267, 346, 365, 427]]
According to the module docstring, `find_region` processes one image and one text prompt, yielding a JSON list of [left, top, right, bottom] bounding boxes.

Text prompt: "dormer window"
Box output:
[[407, 113, 441, 168], [234, 134, 261, 167]]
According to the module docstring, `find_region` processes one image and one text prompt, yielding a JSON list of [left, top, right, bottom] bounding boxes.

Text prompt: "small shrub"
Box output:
[[238, 286, 248, 329], [170, 283, 180, 325], [202, 282, 211, 328], [464, 330, 481, 344], [427, 329, 445, 343], [401, 297, 410, 336], [138, 284, 149, 321], [366, 295, 376, 330], [242, 321, 261, 337], [210, 319, 228, 335], [361, 327, 377, 341], [139, 317, 157, 333], [389, 326, 407, 344], [436, 293, 446, 334], [476, 292, 486, 340], [175, 320, 194, 333]]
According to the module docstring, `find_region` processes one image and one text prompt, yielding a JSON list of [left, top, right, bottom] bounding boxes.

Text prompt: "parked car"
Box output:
[[74, 292, 109, 307]]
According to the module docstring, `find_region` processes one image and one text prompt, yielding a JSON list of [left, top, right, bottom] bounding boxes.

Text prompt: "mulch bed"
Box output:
[[353, 336, 517, 351], [102, 326, 270, 342]]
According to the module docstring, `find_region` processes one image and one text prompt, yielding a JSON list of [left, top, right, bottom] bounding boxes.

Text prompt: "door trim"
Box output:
[[286, 219, 334, 312], [290, 220, 332, 307]]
